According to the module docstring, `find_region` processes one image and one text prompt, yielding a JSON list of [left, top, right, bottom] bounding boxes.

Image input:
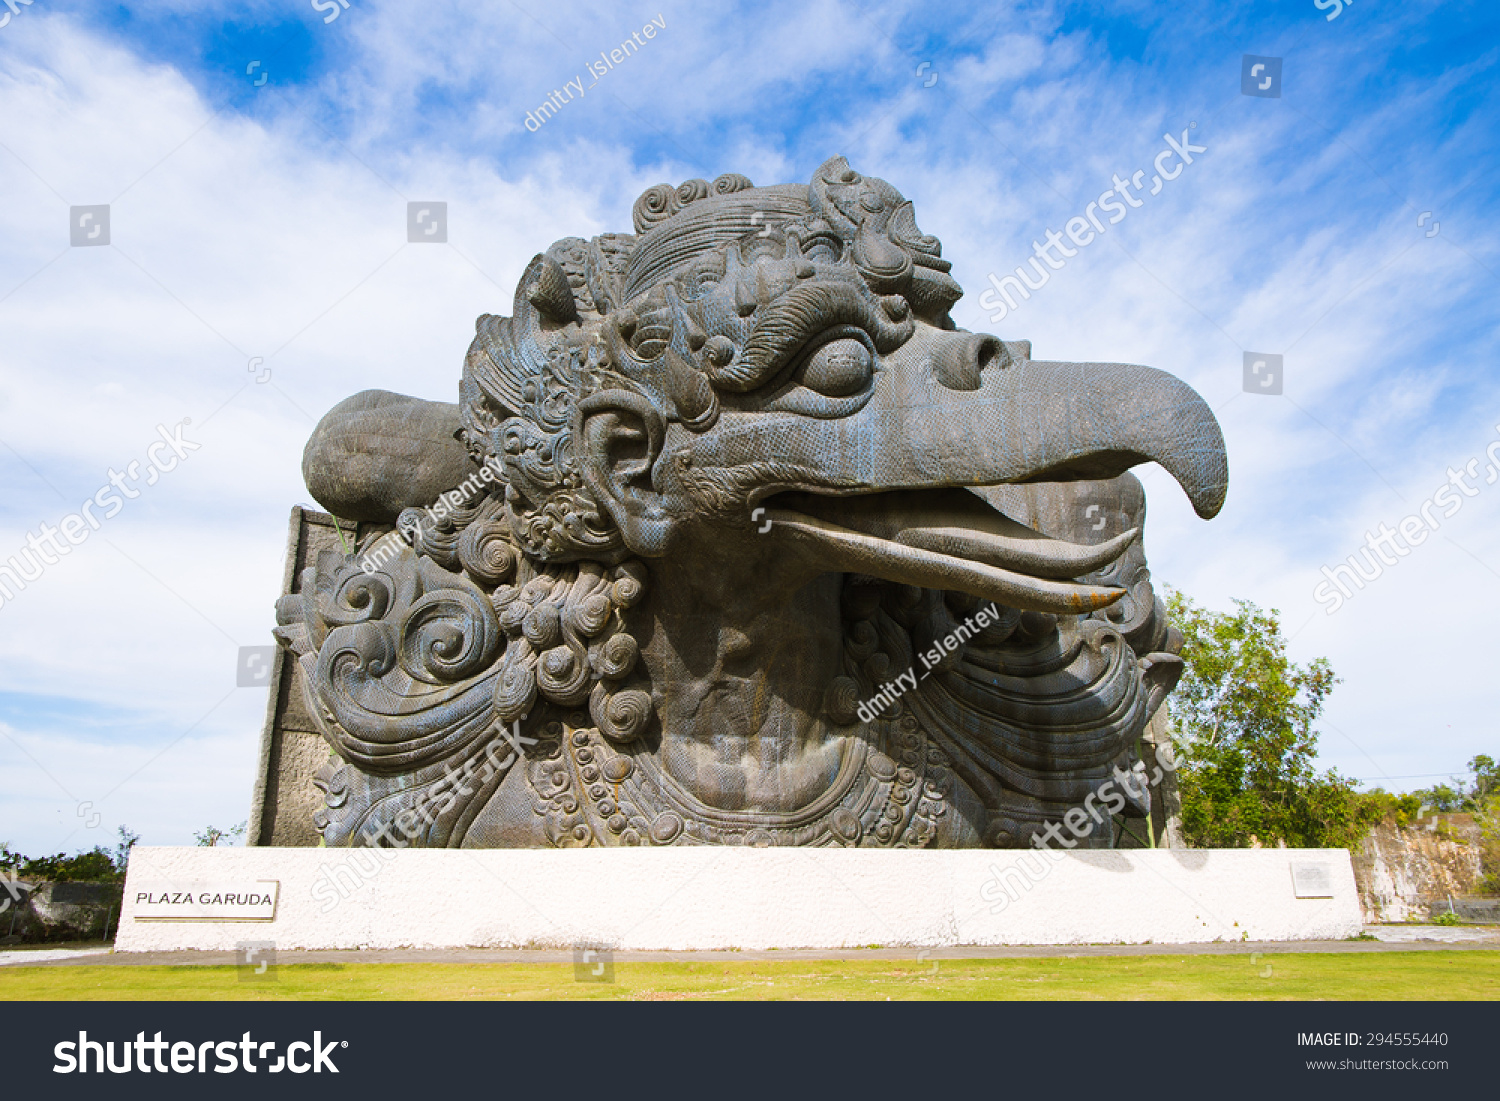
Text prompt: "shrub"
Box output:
[[1166, 591, 1382, 850]]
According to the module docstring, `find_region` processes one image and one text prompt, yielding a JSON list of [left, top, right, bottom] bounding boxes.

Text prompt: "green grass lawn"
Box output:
[[2, 951, 1496, 1000]]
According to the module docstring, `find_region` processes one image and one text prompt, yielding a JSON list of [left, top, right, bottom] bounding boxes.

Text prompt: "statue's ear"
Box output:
[[577, 391, 675, 556]]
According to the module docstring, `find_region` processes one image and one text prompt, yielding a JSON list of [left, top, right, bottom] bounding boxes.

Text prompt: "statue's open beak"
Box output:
[[729, 352, 1228, 614]]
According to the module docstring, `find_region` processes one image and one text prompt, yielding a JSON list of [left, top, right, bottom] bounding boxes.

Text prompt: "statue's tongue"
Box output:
[[764, 504, 1129, 614], [772, 488, 1140, 579]]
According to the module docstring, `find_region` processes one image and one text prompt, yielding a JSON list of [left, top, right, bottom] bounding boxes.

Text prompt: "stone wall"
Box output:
[[116, 845, 1363, 952], [248, 506, 390, 848], [1352, 815, 1488, 923], [0, 881, 123, 944]]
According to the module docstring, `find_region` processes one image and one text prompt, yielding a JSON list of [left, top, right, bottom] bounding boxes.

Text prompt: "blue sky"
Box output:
[[1, 0, 1497, 854]]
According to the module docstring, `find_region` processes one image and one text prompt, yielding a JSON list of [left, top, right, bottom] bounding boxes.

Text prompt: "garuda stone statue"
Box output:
[[277, 158, 1227, 851]]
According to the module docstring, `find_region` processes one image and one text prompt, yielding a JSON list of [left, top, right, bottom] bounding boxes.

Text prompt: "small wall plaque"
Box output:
[[132, 881, 280, 921], [1290, 863, 1333, 899]]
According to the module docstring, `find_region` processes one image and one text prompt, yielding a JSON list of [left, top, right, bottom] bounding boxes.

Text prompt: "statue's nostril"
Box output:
[[933, 334, 999, 391], [975, 336, 1003, 374]]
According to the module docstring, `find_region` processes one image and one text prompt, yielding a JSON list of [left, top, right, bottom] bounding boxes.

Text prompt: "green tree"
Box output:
[[1412, 755, 1499, 813], [1166, 591, 1381, 849], [1471, 754, 1499, 800], [1358, 789, 1425, 828], [1412, 783, 1465, 812], [2, 846, 122, 883], [113, 826, 140, 876], [1, 826, 140, 884], [193, 822, 245, 847], [1476, 795, 1500, 895]]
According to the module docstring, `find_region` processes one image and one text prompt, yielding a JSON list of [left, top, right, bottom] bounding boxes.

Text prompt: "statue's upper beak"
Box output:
[[692, 335, 1228, 614]]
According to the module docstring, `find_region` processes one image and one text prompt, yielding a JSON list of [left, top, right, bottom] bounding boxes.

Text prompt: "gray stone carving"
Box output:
[[277, 158, 1227, 849]]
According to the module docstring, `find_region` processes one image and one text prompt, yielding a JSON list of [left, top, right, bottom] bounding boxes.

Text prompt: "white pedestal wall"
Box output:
[[115, 845, 1362, 952]]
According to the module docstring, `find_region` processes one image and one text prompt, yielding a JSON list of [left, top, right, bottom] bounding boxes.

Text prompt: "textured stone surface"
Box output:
[[1353, 817, 1486, 923], [270, 159, 1228, 850], [303, 390, 476, 523], [1, 882, 121, 944], [249, 507, 390, 847], [115, 846, 1359, 951]]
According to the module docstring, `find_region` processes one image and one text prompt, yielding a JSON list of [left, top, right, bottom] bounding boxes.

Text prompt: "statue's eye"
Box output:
[[752, 327, 877, 417], [799, 333, 873, 397]]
